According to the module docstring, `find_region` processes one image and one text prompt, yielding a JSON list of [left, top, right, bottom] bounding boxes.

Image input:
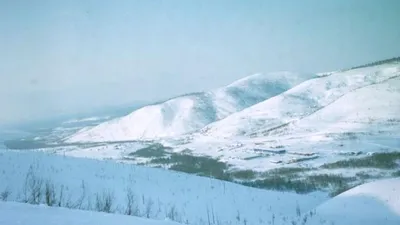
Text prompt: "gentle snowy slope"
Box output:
[[67, 72, 315, 142], [199, 62, 400, 138], [304, 178, 400, 225], [0, 150, 327, 225], [0, 201, 181, 225]]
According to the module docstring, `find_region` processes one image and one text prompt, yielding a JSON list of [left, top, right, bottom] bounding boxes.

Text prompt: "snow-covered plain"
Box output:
[[0, 201, 182, 225], [0, 150, 327, 225], [67, 72, 316, 142]]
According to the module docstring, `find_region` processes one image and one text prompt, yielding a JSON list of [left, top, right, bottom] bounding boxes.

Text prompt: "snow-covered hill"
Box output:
[[66, 72, 316, 142], [43, 59, 399, 172], [149, 60, 400, 171], [0, 150, 327, 225], [199, 62, 400, 138], [304, 178, 400, 225], [0, 201, 182, 225]]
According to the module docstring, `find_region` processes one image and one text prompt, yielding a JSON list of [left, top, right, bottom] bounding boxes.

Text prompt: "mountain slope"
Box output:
[[67, 72, 315, 142], [304, 178, 400, 225], [199, 62, 400, 138], [278, 75, 400, 137]]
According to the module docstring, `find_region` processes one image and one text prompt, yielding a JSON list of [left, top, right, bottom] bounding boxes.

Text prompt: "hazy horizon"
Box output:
[[1, 0, 400, 125]]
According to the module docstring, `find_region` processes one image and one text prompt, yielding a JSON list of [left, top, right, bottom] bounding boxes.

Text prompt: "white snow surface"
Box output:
[[0, 201, 181, 225], [305, 178, 400, 225], [62, 116, 111, 125], [199, 63, 400, 137], [51, 62, 400, 171], [0, 150, 327, 225], [129, 62, 397, 170], [67, 72, 315, 142], [1, 148, 399, 225]]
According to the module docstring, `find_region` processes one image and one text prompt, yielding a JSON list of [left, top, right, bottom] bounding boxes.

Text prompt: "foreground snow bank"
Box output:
[[0, 150, 327, 225], [0, 201, 181, 225], [305, 178, 400, 225]]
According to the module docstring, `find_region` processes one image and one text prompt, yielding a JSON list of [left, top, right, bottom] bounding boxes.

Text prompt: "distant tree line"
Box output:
[[347, 56, 400, 70]]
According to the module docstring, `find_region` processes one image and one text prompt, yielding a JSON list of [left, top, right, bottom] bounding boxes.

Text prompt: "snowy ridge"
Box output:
[[67, 72, 315, 142], [199, 63, 400, 138], [62, 116, 111, 125]]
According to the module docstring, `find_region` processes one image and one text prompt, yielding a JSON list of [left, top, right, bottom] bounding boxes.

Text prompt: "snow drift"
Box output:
[[305, 178, 400, 225]]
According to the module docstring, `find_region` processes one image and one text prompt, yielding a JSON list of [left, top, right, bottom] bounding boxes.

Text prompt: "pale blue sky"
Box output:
[[1, 0, 400, 125]]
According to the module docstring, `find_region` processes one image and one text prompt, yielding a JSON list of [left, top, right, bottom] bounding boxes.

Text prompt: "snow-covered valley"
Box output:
[[2, 58, 400, 224], [8, 59, 397, 179]]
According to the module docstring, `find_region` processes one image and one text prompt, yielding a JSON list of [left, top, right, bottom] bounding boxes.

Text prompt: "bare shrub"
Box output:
[[166, 205, 181, 222], [296, 203, 301, 217], [22, 166, 44, 204], [145, 197, 154, 218], [125, 188, 140, 216], [45, 180, 56, 206], [72, 180, 86, 209], [0, 187, 11, 201], [206, 205, 217, 225], [236, 210, 241, 222], [95, 190, 115, 213], [57, 185, 65, 207]]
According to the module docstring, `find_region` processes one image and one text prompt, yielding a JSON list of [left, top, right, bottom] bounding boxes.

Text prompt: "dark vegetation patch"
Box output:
[[230, 170, 257, 180], [392, 170, 400, 177], [347, 56, 400, 70], [262, 167, 312, 177], [126, 144, 400, 197], [355, 172, 374, 180], [243, 155, 265, 160], [321, 152, 400, 169], [150, 153, 232, 181], [241, 173, 355, 196], [129, 143, 171, 158]]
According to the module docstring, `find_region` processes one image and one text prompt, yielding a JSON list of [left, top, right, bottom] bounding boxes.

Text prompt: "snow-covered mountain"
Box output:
[[149, 59, 400, 171], [198, 61, 400, 138], [67, 72, 316, 142]]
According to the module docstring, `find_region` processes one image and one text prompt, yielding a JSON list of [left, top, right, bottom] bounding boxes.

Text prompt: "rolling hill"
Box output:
[[198, 61, 400, 138], [66, 72, 315, 142]]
